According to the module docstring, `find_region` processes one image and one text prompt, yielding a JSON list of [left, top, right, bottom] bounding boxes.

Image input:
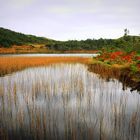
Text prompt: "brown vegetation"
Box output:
[[0, 45, 98, 54], [88, 62, 140, 92], [0, 45, 49, 54], [0, 56, 91, 76]]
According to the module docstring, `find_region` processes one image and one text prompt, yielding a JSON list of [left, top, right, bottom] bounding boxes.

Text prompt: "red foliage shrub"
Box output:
[[122, 55, 132, 62], [137, 64, 140, 69], [136, 56, 140, 61], [110, 51, 123, 59]]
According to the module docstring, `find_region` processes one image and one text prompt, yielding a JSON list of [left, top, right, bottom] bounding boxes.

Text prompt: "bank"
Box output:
[[88, 59, 140, 93]]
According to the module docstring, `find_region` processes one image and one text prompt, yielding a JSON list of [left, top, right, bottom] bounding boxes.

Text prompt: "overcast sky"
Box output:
[[0, 0, 140, 40]]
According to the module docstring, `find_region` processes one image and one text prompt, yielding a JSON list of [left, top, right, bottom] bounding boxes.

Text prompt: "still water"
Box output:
[[0, 63, 140, 140], [0, 53, 98, 57]]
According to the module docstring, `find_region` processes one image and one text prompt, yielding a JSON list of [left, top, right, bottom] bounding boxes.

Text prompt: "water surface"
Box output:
[[0, 63, 140, 140], [0, 53, 98, 57]]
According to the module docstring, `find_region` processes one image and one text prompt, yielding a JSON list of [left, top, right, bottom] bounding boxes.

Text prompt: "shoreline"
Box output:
[[0, 55, 140, 92], [88, 61, 140, 92]]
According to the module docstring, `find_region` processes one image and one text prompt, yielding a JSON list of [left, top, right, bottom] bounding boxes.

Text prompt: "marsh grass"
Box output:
[[88, 63, 121, 80], [0, 57, 90, 76], [0, 64, 140, 140], [88, 62, 140, 92]]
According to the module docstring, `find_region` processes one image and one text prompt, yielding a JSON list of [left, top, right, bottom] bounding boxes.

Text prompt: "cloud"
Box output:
[[3, 0, 36, 9], [45, 0, 102, 14], [0, 0, 140, 40], [46, 0, 139, 17]]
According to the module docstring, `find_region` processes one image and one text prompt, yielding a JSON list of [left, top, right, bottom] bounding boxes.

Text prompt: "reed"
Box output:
[[0, 62, 140, 140], [88, 63, 121, 80], [88, 62, 140, 92], [0, 56, 90, 76]]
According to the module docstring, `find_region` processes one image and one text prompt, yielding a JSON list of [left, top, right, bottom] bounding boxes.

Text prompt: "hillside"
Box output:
[[47, 35, 140, 53], [0, 27, 140, 53], [0, 27, 52, 48]]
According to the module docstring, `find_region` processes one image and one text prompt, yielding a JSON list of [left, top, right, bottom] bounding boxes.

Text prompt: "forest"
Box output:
[[0, 27, 140, 53]]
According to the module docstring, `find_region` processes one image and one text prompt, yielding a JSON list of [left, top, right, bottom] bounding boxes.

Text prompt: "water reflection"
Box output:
[[0, 64, 140, 140]]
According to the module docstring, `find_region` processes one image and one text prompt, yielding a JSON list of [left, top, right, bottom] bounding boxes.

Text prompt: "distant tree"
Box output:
[[124, 28, 129, 36]]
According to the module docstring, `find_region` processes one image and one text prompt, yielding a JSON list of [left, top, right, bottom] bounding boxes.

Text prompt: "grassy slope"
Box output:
[[0, 27, 53, 47]]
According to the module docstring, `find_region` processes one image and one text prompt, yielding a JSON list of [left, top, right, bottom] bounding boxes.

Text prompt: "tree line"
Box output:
[[0, 27, 140, 53], [47, 36, 140, 53]]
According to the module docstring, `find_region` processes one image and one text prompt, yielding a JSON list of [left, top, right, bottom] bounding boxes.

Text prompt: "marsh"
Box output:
[[0, 63, 140, 140]]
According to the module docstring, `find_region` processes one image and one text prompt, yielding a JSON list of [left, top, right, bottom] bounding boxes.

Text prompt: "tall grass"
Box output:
[[0, 64, 140, 140], [88, 63, 140, 92], [0, 57, 90, 76]]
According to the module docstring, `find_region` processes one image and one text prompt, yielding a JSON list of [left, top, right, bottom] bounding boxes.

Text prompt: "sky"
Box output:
[[0, 0, 140, 40]]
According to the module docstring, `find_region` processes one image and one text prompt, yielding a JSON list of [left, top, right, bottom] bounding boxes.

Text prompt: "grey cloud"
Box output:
[[0, 0, 139, 40]]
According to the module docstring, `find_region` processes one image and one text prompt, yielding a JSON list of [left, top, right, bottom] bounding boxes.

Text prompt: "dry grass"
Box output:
[[0, 56, 91, 76], [88, 60, 140, 92], [88, 62, 121, 80], [0, 60, 140, 140], [0, 46, 98, 54], [0, 46, 49, 54]]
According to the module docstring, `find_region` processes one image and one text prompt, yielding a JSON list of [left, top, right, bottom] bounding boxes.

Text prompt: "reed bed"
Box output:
[[88, 63, 121, 80], [88, 62, 140, 92], [0, 64, 140, 140], [0, 56, 90, 76]]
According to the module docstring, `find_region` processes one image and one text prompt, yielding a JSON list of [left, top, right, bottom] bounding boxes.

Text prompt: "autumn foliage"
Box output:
[[96, 50, 140, 71]]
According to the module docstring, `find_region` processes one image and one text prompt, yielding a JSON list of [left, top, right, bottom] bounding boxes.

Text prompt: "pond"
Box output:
[[0, 53, 99, 57], [0, 63, 140, 140]]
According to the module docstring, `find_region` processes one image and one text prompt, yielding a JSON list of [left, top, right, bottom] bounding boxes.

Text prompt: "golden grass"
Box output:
[[0, 46, 49, 54], [88, 62, 121, 80], [0, 56, 91, 76], [0, 45, 98, 54]]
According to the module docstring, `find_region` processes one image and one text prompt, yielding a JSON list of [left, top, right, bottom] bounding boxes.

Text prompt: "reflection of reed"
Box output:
[[0, 63, 140, 140]]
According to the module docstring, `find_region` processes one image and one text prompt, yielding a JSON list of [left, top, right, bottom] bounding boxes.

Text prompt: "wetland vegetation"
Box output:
[[0, 63, 140, 140], [0, 28, 140, 140], [0, 28, 140, 54]]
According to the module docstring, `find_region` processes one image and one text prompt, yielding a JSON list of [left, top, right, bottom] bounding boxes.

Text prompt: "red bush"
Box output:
[[110, 51, 123, 59]]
